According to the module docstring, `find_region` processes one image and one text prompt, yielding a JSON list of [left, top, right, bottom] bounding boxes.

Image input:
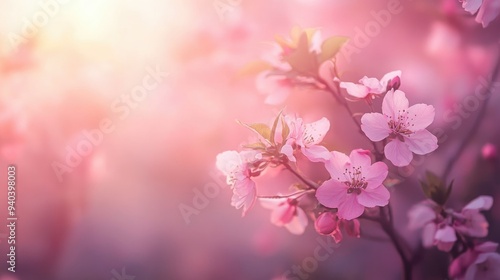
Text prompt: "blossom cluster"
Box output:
[[216, 27, 498, 279]]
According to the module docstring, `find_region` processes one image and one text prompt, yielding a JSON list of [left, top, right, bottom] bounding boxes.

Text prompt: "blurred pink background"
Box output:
[[0, 0, 499, 279]]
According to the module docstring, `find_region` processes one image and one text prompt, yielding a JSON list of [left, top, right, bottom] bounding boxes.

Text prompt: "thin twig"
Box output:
[[283, 163, 319, 189]]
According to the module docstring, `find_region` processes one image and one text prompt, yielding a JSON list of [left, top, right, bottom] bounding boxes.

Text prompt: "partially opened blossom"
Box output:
[[261, 197, 308, 235], [216, 150, 262, 216], [339, 70, 401, 100], [449, 242, 500, 280], [454, 196, 493, 237], [361, 90, 438, 166], [462, 0, 500, 27], [281, 115, 331, 162], [316, 149, 390, 220]]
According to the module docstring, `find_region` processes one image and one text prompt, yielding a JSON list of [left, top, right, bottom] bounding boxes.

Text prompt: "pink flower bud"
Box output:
[[386, 76, 401, 91], [314, 212, 337, 235], [482, 143, 497, 160]]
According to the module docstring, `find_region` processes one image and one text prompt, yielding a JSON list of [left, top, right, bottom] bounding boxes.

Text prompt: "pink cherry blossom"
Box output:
[[361, 90, 438, 166], [261, 197, 308, 235], [462, 0, 500, 27], [454, 196, 493, 237], [316, 149, 390, 220], [339, 70, 401, 100], [449, 242, 500, 280], [280, 115, 331, 162], [216, 150, 262, 216]]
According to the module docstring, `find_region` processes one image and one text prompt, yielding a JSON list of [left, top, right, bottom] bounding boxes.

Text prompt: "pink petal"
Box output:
[[338, 194, 365, 220], [325, 151, 350, 181], [302, 145, 331, 162], [455, 210, 489, 237], [216, 150, 242, 176], [435, 225, 457, 251], [231, 179, 257, 216], [331, 229, 343, 243], [404, 129, 438, 155], [349, 149, 372, 168], [340, 82, 370, 98], [361, 113, 391, 141], [364, 161, 389, 189], [315, 212, 338, 235], [271, 203, 295, 225], [280, 143, 296, 162], [475, 242, 499, 253], [343, 219, 361, 238], [379, 70, 402, 88], [406, 104, 435, 130], [302, 117, 330, 145], [408, 204, 436, 230], [285, 207, 308, 235], [384, 139, 413, 167], [359, 76, 384, 93], [256, 72, 291, 105], [422, 223, 437, 247], [356, 185, 390, 207], [463, 0, 483, 13], [464, 195, 494, 211], [476, 0, 500, 27], [316, 179, 348, 208], [382, 90, 409, 119]]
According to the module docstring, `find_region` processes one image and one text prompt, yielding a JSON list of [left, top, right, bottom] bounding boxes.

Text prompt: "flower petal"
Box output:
[[379, 70, 402, 88], [384, 139, 413, 166], [361, 113, 391, 141], [356, 185, 390, 207], [285, 207, 308, 235], [464, 195, 494, 211], [364, 161, 389, 189], [463, 0, 483, 13], [325, 151, 350, 181], [382, 90, 409, 119], [405, 129, 438, 155], [407, 203, 436, 230], [316, 179, 347, 208], [340, 82, 370, 98], [406, 103, 435, 131], [359, 76, 384, 93], [338, 194, 365, 220], [422, 223, 437, 247], [302, 145, 331, 162], [349, 149, 372, 168], [303, 117, 330, 145], [280, 143, 296, 162], [231, 178, 256, 216], [476, 0, 500, 27]]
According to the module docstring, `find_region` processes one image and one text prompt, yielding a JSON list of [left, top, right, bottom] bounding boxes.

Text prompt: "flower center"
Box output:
[[386, 109, 415, 136], [343, 166, 368, 195]]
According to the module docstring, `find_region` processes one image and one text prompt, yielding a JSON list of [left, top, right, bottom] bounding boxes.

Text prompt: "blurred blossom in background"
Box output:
[[0, 0, 498, 279]]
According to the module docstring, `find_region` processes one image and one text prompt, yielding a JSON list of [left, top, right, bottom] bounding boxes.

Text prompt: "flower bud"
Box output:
[[314, 212, 337, 235], [482, 143, 497, 160], [386, 76, 401, 91]]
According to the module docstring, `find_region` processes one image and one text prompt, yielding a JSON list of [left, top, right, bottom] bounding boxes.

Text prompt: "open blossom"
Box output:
[[281, 115, 331, 162], [462, 0, 500, 28], [408, 196, 493, 252], [340, 70, 401, 100], [316, 149, 390, 220], [261, 197, 308, 235], [361, 90, 438, 166], [314, 212, 360, 243], [449, 242, 500, 280], [216, 150, 262, 216]]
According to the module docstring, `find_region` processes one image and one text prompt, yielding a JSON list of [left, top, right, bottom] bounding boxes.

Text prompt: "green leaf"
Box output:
[[238, 60, 272, 77], [420, 171, 452, 205], [284, 32, 319, 76], [318, 36, 349, 64], [237, 120, 272, 142], [243, 142, 267, 150], [270, 109, 285, 145]]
